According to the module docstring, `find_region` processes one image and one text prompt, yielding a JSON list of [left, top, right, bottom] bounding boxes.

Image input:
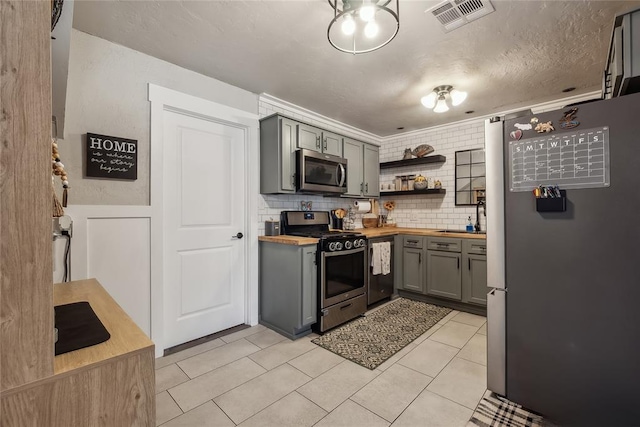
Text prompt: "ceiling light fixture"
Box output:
[[421, 85, 467, 113], [328, 0, 400, 54]]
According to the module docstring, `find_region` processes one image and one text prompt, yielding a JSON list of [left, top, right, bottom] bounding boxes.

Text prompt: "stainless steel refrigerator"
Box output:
[[485, 92, 640, 426]]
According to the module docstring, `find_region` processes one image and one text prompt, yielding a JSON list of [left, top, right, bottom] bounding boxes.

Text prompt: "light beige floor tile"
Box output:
[[169, 357, 266, 412], [451, 312, 486, 327], [156, 364, 189, 393], [352, 364, 432, 422], [220, 324, 267, 343], [214, 364, 311, 424], [397, 339, 459, 377], [477, 323, 487, 335], [245, 328, 288, 349], [412, 323, 443, 346], [315, 399, 390, 427], [156, 391, 182, 426], [426, 357, 487, 409], [161, 401, 234, 427], [437, 310, 460, 326], [238, 392, 327, 427], [178, 339, 261, 378], [376, 342, 417, 372], [155, 339, 226, 370], [248, 337, 317, 370], [457, 334, 487, 366], [392, 389, 473, 427], [288, 347, 345, 378], [297, 360, 379, 412], [429, 321, 478, 349]]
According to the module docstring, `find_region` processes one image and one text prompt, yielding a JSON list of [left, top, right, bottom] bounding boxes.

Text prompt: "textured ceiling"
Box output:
[[72, 0, 638, 136]]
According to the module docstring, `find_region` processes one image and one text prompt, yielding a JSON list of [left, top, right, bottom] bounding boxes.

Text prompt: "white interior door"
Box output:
[[163, 109, 246, 349]]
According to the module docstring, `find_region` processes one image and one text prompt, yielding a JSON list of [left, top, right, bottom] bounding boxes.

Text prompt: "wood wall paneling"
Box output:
[[0, 0, 54, 390]]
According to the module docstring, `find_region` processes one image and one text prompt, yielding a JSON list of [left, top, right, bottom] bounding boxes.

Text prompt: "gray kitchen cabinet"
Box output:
[[259, 115, 297, 194], [259, 242, 317, 339], [343, 137, 380, 197], [462, 239, 487, 306], [426, 237, 462, 301], [297, 123, 342, 157], [401, 236, 426, 293]]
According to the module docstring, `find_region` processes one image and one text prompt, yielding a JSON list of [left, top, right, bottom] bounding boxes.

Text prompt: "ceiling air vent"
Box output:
[[427, 0, 495, 33]]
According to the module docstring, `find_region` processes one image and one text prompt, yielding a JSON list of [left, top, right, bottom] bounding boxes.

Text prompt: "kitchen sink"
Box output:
[[437, 230, 486, 235]]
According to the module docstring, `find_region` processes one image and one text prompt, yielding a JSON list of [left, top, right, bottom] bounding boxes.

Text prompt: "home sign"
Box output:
[[86, 133, 138, 180]]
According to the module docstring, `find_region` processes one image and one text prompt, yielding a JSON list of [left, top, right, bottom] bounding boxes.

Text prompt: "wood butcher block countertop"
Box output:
[[53, 278, 154, 375], [259, 227, 486, 245]]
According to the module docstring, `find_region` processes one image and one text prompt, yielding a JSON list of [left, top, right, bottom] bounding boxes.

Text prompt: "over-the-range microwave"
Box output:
[[296, 149, 348, 195]]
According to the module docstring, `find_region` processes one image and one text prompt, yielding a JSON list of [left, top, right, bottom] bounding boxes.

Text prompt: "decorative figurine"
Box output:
[[535, 121, 555, 133], [412, 144, 434, 158], [559, 107, 580, 129], [509, 129, 523, 141], [514, 123, 533, 131], [403, 148, 413, 160]]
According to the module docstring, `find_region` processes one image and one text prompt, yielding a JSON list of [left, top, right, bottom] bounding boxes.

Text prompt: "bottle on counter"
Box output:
[[466, 216, 474, 233]]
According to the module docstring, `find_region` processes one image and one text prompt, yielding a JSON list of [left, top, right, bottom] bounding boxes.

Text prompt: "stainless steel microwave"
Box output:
[[296, 149, 347, 195]]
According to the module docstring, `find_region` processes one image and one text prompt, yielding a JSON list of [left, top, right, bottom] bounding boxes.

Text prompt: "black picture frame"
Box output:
[[85, 133, 138, 180], [455, 148, 485, 206]]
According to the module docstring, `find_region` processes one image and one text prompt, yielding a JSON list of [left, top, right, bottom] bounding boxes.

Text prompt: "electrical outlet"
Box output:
[[410, 212, 419, 222]]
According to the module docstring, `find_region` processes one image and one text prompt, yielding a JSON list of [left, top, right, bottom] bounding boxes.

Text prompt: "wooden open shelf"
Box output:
[[380, 189, 446, 196], [380, 155, 446, 169]]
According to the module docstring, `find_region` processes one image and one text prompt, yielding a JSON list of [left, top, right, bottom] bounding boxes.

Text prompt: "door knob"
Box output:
[[233, 232, 244, 239]]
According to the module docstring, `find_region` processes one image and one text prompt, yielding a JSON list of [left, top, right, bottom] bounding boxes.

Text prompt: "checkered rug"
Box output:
[[311, 298, 451, 370], [468, 390, 546, 427]]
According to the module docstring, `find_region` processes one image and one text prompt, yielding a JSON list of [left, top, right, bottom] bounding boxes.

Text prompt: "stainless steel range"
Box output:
[[281, 211, 367, 333]]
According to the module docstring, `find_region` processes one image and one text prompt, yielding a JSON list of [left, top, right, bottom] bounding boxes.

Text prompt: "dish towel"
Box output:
[[371, 242, 391, 276]]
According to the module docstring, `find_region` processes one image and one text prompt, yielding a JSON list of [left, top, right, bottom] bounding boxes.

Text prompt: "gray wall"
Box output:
[[59, 29, 259, 205]]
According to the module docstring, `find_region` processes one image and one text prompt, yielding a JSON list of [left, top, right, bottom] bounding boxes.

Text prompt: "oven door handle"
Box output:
[[336, 163, 346, 188]]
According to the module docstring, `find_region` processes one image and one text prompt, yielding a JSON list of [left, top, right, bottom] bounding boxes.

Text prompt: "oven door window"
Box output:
[[304, 157, 340, 187], [324, 250, 365, 298]]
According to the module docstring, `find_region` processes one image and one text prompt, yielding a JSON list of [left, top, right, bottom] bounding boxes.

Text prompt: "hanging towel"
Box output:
[[371, 242, 391, 276]]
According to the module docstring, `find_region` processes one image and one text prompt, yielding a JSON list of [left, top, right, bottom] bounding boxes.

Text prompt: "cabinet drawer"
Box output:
[[463, 239, 487, 255], [403, 236, 423, 249], [427, 238, 461, 252]]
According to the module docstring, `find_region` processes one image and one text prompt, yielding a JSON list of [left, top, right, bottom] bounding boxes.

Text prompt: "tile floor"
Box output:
[[155, 308, 487, 426]]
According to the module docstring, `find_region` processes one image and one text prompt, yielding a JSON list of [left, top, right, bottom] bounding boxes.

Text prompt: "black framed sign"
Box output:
[[86, 133, 138, 180]]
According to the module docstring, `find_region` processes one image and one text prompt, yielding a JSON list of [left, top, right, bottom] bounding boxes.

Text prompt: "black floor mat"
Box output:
[[54, 301, 111, 356]]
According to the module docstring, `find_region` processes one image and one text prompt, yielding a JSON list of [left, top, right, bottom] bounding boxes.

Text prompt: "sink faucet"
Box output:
[[475, 200, 486, 232]]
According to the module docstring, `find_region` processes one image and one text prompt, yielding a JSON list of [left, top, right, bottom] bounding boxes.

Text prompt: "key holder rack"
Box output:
[[535, 189, 567, 212]]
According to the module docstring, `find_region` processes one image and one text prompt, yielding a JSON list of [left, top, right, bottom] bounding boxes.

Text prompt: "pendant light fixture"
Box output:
[[328, 0, 400, 54], [421, 85, 468, 113]]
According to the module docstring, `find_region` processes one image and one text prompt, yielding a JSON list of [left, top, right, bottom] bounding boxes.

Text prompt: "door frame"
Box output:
[[149, 84, 259, 357]]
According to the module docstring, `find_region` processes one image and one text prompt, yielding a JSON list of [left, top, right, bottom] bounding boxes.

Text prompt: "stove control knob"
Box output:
[[335, 242, 343, 251], [344, 240, 353, 250], [358, 238, 366, 248], [353, 239, 360, 248], [328, 242, 337, 251]]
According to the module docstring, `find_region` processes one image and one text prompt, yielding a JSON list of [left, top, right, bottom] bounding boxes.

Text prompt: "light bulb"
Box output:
[[433, 97, 449, 113], [341, 13, 356, 35], [450, 89, 467, 106], [421, 92, 437, 109], [364, 20, 378, 38], [359, 2, 375, 21]]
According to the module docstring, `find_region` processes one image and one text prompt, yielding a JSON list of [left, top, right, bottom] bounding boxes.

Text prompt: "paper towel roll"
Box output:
[[353, 200, 371, 213]]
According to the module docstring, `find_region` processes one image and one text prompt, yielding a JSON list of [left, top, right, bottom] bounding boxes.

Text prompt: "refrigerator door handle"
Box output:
[[485, 119, 506, 290], [487, 287, 506, 396]]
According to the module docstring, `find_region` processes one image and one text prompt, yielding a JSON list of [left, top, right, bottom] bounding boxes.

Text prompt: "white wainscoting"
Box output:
[[56, 205, 152, 336]]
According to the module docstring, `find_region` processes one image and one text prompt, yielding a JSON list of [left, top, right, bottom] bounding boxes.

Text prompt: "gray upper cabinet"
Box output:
[[297, 123, 342, 157], [343, 137, 380, 198], [260, 115, 297, 194]]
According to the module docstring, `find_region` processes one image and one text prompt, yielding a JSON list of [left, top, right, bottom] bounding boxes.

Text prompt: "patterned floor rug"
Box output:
[[468, 390, 546, 427], [311, 298, 452, 370]]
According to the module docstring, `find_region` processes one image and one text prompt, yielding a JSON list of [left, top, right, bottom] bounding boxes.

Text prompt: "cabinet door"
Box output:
[[301, 246, 317, 327], [322, 131, 342, 157], [427, 251, 462, 300], [343, 138, 363, 196], [363, 143, 380, 197], [297, 123, 322, 152], [463, 254, 487, 306], [402, 247, 425, 293], [280, 118, 297, 192]]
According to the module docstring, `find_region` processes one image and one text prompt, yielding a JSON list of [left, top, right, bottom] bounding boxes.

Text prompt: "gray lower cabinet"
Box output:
[[297, 123, 342, 157], [426, 250, 462, 300], [343, 137, 380, 197], [462, 239, 487, 306], [259, 115, 297, 194], [259, 242, 317, 339], [400, 236, 426, 293]]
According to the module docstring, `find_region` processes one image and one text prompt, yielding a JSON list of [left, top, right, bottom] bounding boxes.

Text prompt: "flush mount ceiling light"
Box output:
[[327, 0, 400, 54], [421, 85, 467, 113]]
